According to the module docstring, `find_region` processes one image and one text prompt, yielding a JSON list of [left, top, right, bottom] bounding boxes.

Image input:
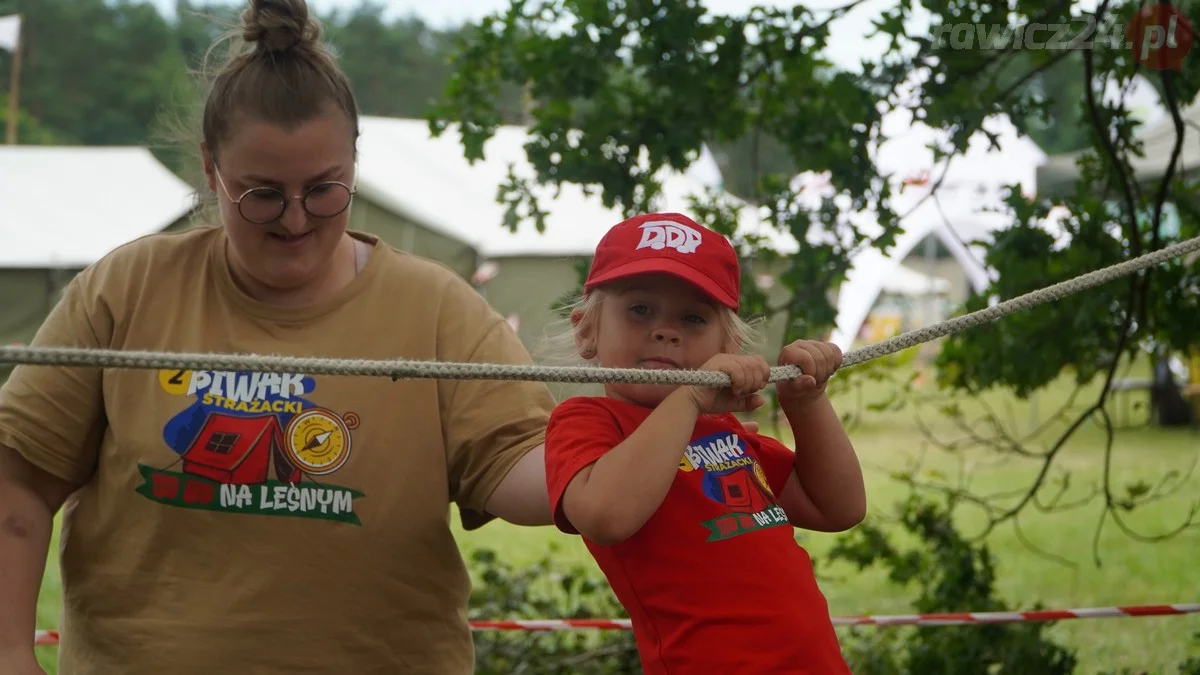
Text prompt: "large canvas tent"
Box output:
[[0, 146, 197, 345], [354, 116, 746, 257]]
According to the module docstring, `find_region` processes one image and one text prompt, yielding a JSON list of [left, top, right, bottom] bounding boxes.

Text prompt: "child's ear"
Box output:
[[571, 308, 596, 359]]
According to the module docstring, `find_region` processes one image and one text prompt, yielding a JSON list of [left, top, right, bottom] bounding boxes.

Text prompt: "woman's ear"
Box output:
[[201, 143, 217, 193]]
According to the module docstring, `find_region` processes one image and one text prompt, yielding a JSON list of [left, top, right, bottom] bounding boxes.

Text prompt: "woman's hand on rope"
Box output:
[[686, 354, 771, 415], [776, 340, 842, 409]]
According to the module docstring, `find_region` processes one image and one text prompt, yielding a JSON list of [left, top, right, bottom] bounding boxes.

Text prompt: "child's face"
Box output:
[[589, 273, 730, 407]]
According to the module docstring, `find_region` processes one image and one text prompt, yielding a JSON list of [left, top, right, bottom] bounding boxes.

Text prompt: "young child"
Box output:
[[543, 212, 866, 674]]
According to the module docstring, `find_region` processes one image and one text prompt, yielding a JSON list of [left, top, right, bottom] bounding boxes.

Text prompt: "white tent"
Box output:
[[0, 146, 196, 267], [0, 146, 197, 346], [883, 264, 951, 295], [822, 105, 1050, 349], [1037, 97, 1200, 196], [355, 116, 759, 258]]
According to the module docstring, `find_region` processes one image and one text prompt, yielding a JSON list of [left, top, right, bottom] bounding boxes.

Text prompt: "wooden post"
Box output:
[[5, 14, 22, 145]]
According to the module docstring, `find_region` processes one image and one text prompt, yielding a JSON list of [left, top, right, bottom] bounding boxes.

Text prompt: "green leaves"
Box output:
[[432, 0, 1200, 401], [428, 1, 907, 349]]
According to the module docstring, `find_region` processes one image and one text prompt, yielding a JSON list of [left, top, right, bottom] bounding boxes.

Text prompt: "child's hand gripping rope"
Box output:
[[684, 353, 771, 415], [684, 341, 843, 415], [776, 340, 843, 408]]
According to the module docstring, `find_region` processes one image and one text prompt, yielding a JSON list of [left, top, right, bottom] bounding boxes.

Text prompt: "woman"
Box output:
[[0, 1, 555, 673]]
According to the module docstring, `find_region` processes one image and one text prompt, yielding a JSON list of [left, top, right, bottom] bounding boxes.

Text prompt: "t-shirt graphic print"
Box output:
[[138, 369, 365, 525], [679, 429, 790, 541]]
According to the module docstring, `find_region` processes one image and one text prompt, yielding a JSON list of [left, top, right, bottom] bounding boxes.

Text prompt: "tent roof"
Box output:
[[355, 116, 780, 258], [1036, 97, 1200, 197], [824, 107, 1051, 350], [875, 107, 1048, 206], [883, 263, 951, 296], [1, 146, 196, 268]]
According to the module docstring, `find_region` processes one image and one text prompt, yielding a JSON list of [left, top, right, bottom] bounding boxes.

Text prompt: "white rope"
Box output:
[[2, 234, 1198, 387]]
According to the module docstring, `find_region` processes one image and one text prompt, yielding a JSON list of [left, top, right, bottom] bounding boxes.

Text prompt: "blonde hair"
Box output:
[[536, 287, 765, 379]]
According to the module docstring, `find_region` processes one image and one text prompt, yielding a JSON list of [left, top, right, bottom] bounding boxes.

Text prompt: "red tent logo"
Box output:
[[1127, 4, 1193, 70], [181, 413, 299, 484]]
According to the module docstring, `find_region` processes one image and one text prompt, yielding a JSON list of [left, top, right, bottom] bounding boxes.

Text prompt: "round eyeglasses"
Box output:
[[214, 168, 357, 224]]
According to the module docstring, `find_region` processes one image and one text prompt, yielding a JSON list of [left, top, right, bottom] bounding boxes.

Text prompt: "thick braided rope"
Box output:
[[841, 233, 1200, 366], [2, 234, 1198, 386]]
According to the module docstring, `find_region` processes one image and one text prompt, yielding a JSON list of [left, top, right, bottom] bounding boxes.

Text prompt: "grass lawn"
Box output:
[[32, 354, 1200, 673]]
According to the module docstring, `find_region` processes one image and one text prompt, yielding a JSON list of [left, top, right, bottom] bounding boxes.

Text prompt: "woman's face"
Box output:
[[203, 110, 357, 301]]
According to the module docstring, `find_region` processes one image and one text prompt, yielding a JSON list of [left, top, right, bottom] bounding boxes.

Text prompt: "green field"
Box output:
[[32, 357, 1200, 673]]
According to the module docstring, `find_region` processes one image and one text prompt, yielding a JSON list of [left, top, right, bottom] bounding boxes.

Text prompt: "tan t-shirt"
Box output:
[[0, 226, 555, 674]]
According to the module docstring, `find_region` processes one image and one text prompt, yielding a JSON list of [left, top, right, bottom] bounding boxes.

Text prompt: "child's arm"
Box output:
[[561, 354, 771, 545], [777, 394, 866, 532], [561, 387, 701, 545], [773, 341, 867, 532]]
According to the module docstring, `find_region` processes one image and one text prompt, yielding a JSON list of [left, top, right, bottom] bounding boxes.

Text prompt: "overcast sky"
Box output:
[[147, 0, 907, 72], [143, 0, 1159, 114]]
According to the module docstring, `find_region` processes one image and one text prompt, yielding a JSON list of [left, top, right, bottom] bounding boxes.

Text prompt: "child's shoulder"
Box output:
[[709, 414, 788, 449], [546, 397, 642, 448], [548, 396, 653, 430], [550, 395, 631, 420], [705, 412, 755, 435]]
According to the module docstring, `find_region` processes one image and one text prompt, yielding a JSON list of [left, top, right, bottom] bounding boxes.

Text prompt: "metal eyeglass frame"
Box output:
[[213, 166, 358, 224]]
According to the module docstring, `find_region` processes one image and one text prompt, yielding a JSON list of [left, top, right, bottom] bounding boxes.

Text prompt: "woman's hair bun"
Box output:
[[241, 0, 319, 54]]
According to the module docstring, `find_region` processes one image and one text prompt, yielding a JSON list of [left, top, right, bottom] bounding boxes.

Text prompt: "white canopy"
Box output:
[[0, 146, 196, 268], [882, 263, 951, 295], [827, 105, 1049, 350]]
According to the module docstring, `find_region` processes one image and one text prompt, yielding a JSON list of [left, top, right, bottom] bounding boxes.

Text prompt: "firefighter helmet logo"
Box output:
[[285, 408, 352, 475]]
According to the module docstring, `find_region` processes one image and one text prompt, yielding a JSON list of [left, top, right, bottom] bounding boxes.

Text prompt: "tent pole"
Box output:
[[923, 234, 936, 328]]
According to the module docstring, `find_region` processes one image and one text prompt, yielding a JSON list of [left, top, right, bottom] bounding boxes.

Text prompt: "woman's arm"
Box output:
[[482, 443, 553, 526], [0, 444, 77, 668]]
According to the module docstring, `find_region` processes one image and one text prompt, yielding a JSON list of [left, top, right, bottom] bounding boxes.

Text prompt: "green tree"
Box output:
[[320, 3, 527, 122], [0, 0, 188, 146], [429, 0, 1200, 551]]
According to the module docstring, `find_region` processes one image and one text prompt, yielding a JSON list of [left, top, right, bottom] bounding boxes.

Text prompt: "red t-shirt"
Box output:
[[545, 396, 851, 675]]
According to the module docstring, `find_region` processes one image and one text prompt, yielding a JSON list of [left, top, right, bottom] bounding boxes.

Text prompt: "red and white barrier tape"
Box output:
[[31, 603, 1200, 644]]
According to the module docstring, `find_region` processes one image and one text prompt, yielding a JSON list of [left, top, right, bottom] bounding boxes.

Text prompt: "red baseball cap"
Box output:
[[584, 212, 741, 310]]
